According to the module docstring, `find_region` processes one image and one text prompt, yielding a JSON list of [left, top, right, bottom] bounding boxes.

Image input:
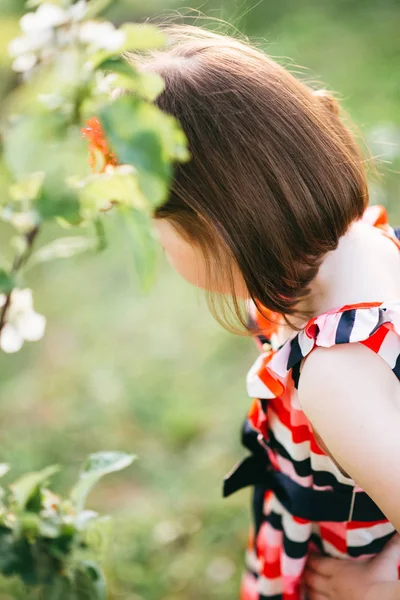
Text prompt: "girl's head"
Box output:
[[126, 25, 369, 330]]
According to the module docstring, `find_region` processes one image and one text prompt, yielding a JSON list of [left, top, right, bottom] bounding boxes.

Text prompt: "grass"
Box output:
[[0, 0, 399, 597]]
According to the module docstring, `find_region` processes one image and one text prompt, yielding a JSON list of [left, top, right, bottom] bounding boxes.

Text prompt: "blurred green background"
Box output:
[[0, 1, 399, 598]]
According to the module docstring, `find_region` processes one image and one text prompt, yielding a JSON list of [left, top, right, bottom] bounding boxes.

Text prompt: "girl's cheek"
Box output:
[[165, 247, 209, 290]]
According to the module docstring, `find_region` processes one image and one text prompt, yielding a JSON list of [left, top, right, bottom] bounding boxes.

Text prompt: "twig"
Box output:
[[0, 226, 40, 331]]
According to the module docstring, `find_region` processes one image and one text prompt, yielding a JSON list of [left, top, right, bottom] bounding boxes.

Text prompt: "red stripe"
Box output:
[[347, 519, 389, 530], [270, 398, 311, 445], [258, 353, 285, 397], [361, 323, 390, 353], [310, 435, 326, 455], [320, 525, 347, 553], [283, 593, 300, 600], [263, 559, 281, 578]]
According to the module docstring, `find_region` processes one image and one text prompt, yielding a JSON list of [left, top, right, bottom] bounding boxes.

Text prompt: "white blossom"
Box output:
[[68, 0, 88, 22], [8, 1, 87, 74], [8, 36, 31, 57], [9, 29, 53, 58], [12, 54, 37, 73], [94, 71, 117, 95], [79, 21, 126, 51], [0, 289, 46, 353], [20, 4, 68, 33], [105, 164, 135, 176]]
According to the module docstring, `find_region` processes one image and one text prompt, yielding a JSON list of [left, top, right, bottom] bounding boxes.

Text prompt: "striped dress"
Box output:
[[223, 205, 400, 600]]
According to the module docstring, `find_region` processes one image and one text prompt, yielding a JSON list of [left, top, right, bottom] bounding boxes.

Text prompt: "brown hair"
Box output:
[[126, 25, 369, 332]]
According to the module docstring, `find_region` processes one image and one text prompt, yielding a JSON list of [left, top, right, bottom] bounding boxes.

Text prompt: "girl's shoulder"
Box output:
[[247, 204, 400, 401], [247, 299, 400, 400]]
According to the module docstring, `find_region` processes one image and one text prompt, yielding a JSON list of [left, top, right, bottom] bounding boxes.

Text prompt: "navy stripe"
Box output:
[[394, 226, 400, 240], [267, 510, 282, 531], [335, 309, 356, 343], [268, 430, 311, 478], [287, 335, 303, 369], [242, 419, 266, 455], [348, 531, 396, 557], [393, 353, 400, 381], [369, 308, 388, 337], [312, 470, 354, 492], [291, 361, 301, 389], [265, 511, 315, 559], [310, 533, 324, 554], [253, 484, 266, 538], [260, 595, 282, 600], [267, 430, 353, 491], [283, 534, 309, 559]]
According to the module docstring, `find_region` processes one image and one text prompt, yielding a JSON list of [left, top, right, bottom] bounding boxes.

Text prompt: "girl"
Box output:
[[129, 26, 400, 600]]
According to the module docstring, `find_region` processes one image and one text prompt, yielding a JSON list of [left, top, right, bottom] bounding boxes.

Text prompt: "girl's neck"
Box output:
[[289, 218, 400, 332]]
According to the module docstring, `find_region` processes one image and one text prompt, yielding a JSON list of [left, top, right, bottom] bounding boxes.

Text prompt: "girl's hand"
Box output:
[[304, 534, 400, 600]]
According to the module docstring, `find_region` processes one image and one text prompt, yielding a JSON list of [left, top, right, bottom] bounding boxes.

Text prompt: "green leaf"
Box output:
[[19, 513, 41, 537], [77, 167, 149, 218], [102, 70, 165, 102], [4, 117, 88, 223], [70, 452, 135, 512], [3, 114, 66, 180], [9, 172, 45, 202], [120, 207, 161, 292], [29, 236, 97, 268], [38, 180, 82, 224], [11, 465, 59, 511], [120, 23, 168, 51], [135, 71, 165, 102], [85, 0, 112, 19], [94, 56, 135, 79], [100, 96, 188, 207], [42, 575, 74, 600], [73, 560, 107, 600], [83, 516, 112, 557], [0, 270, 15, 294], [26, 0, 63, 7], [75, 510, 99, 531]]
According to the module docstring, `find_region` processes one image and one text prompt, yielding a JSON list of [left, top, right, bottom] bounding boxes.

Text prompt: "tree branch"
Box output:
[[0, 226, 40, 331]]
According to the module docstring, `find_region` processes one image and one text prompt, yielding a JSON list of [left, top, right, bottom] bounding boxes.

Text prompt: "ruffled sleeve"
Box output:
[[247, 300, 400, 400]]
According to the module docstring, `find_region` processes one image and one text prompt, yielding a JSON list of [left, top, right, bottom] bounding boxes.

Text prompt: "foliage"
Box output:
[[0, 1, 399, 599], [0, 0, 189, 596], [0, 0, 189, 354], [0, 452, 135, 599]]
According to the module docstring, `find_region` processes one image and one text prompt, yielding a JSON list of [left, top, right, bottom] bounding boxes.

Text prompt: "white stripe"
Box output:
[[315, 313, 338, 347], [269, 411, 311, 462], [349, 307, 380, 342], [384, 306, 400, 332], [268, 340, 292, 378], [282, 510, 312, 544], [347, 521, 394, 547], [246, 353, 276, 399], [258, 575, 283, 595], [377, 329, 400, 369], [268, 494, 312, 544], [281, 553, 307, 578], [275, 453, 313, 488], [298, 329, 315, 357], [321, 539, 348, 559], [245, 548, 261, 573], [310, 451, 355, 486]]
